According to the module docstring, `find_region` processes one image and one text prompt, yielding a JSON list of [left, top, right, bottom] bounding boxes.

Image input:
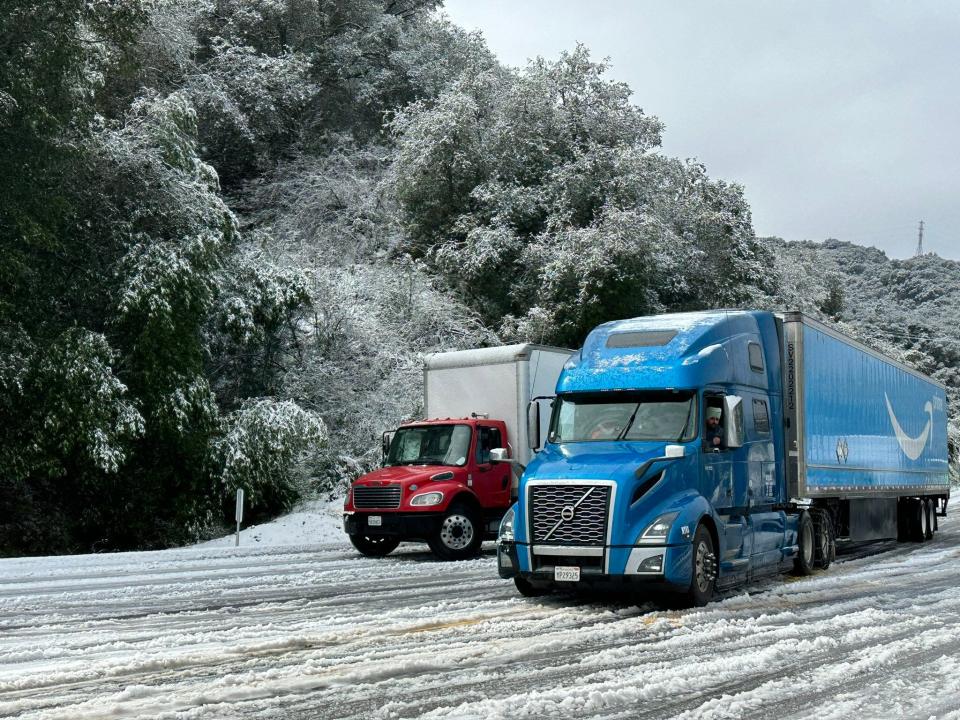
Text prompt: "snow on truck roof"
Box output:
[[559, 310, 773, 393]]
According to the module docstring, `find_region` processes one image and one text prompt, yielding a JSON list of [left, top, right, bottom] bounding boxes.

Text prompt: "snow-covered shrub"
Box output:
[[216, 399, 326, 516], [0, 328, 145, 554]]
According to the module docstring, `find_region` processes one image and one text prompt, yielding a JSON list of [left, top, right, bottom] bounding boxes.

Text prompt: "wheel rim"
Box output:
[[440, 514, 474, 550], [695, 540, 713, 593], [920, 502, 929, 536]]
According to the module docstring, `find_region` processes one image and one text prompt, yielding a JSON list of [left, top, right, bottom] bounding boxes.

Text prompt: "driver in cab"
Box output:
[[705, 406, 723, 449]]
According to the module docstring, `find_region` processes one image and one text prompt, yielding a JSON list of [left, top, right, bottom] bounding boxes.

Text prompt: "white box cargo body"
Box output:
[[424, 344, 572, 468]]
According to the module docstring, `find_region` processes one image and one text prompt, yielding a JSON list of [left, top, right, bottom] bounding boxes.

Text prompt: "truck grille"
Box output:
[[529, 484, 611, 545], [353, 485, 401, 509]]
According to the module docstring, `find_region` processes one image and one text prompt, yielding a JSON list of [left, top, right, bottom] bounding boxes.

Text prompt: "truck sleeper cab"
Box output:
[[496, 311, 950, 606]]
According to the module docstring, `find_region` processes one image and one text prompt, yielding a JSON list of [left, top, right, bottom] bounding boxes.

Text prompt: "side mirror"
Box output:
[[526, 400, 541, 450], [381, 430, 394, 462], [491, 447, 526, 482], [723, 395, 744, 449], [490, 448, 510, 463]]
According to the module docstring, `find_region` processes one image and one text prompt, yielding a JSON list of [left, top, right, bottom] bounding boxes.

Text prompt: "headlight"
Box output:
[[410, 491, 444, 507], [639, 512, 679, 543], [498, 506, 516, 543]]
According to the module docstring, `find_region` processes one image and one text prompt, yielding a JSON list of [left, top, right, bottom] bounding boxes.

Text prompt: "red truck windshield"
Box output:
[[549, 391, 698, 443], [386, 424, 472, 467]]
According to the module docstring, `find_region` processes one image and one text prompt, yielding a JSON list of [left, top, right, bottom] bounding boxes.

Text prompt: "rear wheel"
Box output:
[[898, 498, 924, 543], [428, 503, 483, 560], [793, 511, 815, 576], [924, 498, 934, 541], [812, 509, 835, 570], [918, 498, 929, 542], [349, 534, 400, 557]]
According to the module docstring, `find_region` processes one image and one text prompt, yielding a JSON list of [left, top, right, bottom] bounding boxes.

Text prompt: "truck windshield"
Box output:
[[549, 391, 697, 443], [386, 425, 472, 467]]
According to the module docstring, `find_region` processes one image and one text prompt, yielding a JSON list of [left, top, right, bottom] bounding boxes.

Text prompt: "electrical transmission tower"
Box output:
[[915, 220, 924, 256]]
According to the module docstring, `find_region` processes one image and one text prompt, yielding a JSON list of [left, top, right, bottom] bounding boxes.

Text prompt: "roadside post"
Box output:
[[235, 488, 244, 547]]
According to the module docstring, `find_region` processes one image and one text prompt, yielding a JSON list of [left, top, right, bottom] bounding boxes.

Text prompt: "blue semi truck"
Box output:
[[494, 310, 950, 606]]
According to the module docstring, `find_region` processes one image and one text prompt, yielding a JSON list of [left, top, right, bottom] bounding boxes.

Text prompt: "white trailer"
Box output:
[[424, 344, 571, 470]]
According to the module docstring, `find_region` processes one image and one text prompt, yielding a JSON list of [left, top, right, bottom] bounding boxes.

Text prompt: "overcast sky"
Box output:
[[444, 1, 960, 260]]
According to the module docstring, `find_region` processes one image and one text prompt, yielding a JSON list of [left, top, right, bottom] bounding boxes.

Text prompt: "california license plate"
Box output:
[[554, 566, 581, 582], [368, 515, 382, 527]]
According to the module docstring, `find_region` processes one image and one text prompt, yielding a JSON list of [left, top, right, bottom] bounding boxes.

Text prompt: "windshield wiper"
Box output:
[[616, 403, 642, 441]]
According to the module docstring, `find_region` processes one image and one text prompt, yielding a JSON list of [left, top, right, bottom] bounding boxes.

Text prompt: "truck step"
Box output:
[[720, 558, 749, 573]]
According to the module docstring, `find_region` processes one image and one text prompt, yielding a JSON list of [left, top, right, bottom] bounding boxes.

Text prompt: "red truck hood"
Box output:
[[354, 465, 454, 485]]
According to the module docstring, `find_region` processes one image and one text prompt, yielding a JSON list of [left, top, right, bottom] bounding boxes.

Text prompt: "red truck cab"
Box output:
[[343, 417, 512, 560]]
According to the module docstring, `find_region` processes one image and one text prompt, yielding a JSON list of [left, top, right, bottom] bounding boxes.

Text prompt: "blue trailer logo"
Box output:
[[884, 393, 933, 461]]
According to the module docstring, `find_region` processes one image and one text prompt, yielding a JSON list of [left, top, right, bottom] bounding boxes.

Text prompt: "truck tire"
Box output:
[[428, 502, 483, 560], [899, 498, 924, 543], [793, 511, 815, 576], [685, 524, 717, 607], [514, 577, 549, 597], [812, 509, 835, 570], [350, 534, 400, 557], [924, 498, 934, 541], [917, 498, 929, 542]]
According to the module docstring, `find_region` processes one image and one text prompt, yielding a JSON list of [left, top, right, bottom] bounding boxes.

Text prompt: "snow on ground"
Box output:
[[2, 518, 960, 719], [194, 497, 348, 549]]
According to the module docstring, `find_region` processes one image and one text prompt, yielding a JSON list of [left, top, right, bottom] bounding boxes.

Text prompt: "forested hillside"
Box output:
[[1, 1, 955, 555]]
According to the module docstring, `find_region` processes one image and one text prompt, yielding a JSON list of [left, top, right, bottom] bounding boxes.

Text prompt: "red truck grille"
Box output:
[[353, 485, 401, 509], [529, 484, 611, 546]]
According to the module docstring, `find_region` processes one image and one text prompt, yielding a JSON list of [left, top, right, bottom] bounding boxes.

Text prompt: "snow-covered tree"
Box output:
[[390, 45, 773, 346]]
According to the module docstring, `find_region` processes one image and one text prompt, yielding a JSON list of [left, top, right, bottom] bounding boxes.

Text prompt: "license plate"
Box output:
[[368, 515, 382, 527], [554, 566, 580, 582]]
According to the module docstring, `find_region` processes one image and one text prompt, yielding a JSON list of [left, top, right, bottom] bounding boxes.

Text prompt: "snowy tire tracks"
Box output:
[[3, 527, 960, 719]]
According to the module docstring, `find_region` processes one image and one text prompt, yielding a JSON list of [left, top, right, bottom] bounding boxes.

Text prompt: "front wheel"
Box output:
[[514, 577, 549, 597], [350, 534, 400, 557], [685, 524, 717, 607], [428, 503, 483, 560]]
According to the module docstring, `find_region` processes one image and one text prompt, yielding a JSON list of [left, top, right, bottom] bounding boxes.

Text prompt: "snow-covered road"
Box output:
[[3, 520, 960, 720]]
